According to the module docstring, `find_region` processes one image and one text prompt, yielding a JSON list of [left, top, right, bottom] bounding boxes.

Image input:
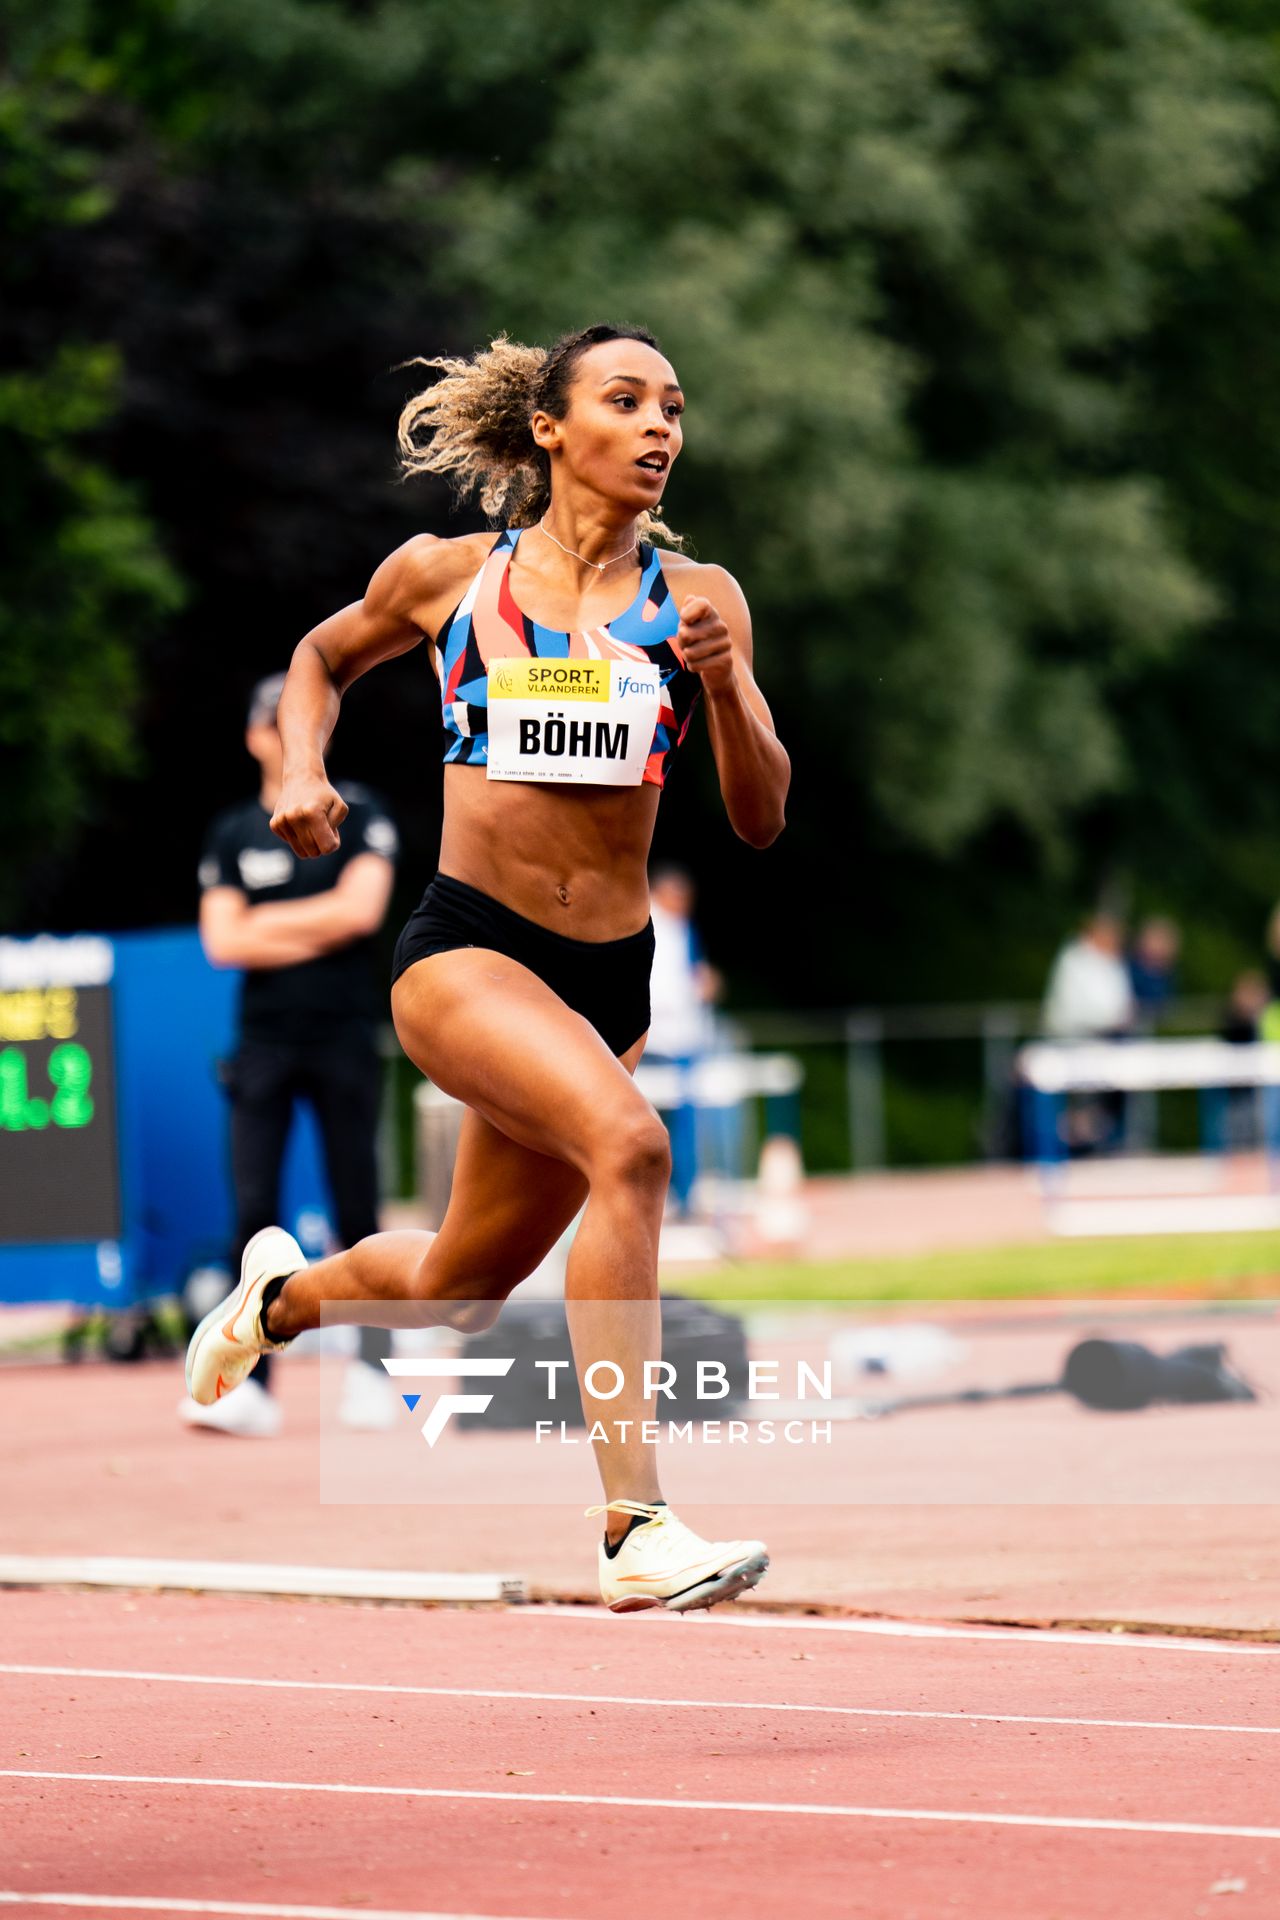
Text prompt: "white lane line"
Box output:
[[2, 1770, 1279, 1841], [0, 1901, 549, 1920], [530, 1604, 1280, 1655], [2, 1663, 1276, 1740], [7, 1568, 1274, 1655]]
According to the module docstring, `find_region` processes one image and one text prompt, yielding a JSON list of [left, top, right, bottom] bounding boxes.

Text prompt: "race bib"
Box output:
[[486, 658, 661, 785]]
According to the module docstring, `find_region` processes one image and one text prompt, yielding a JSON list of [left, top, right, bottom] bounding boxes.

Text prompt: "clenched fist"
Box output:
[[270, 773, 349, 857], [675, 595, 736, 697]]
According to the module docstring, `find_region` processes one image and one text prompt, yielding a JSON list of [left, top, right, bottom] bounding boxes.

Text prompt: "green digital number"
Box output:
[[48, 1043, 94, 1128], [0, 1043, 93, 1130], [0, 1047, 49, 1130], [0, 1048, 27, 1130]]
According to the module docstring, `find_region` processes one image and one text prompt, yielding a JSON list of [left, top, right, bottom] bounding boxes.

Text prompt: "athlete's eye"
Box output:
[[611, 393, 638, 408]]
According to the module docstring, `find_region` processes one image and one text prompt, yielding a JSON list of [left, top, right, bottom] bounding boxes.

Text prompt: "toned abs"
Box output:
[[439, 764, 659, 939]]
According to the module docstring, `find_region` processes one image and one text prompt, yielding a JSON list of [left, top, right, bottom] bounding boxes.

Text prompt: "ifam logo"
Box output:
[[381, 1357, 514, 1446]]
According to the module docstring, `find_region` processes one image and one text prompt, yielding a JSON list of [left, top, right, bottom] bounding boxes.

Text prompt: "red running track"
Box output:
[[1, 1588, 1278, 1920]]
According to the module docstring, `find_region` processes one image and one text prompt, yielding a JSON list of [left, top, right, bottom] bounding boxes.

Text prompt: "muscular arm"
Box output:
[[200, 856, 395, 970], [675, 566, 790, 848], [272, 533, 476, 858]]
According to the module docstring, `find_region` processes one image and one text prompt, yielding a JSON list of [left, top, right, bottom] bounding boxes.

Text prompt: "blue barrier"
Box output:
[[0, 927, 332, 1308]]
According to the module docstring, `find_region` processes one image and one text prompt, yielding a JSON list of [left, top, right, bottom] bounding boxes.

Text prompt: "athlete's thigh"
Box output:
[[391, 947, 654, 1175], [428, 1105, 589, 1290]]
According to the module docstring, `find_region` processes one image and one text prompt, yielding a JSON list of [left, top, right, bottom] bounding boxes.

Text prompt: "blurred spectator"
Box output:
[[1221, 970, 1269, 1045], [647, 865, 721, 1216], [180, 673, 399, 1436], [1042, 912, 1135, 1040], [1263, 903, 1280, 1004], [1128, 916, 1181, 1026], [1207, 970, 1272, 1153], [1040, 911, 1134, 1154]]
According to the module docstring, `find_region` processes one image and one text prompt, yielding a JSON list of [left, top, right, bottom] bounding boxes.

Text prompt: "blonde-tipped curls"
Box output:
[[397, 325, 682, 546]]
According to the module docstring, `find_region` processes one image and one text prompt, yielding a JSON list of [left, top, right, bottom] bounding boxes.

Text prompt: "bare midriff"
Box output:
[[438, 763, 660, 940]]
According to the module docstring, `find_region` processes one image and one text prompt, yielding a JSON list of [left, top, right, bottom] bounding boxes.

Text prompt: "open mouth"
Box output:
[[635, 453, 669, 476]]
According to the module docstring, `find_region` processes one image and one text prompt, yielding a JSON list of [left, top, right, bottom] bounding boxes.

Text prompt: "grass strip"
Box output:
[[671, 1231, 1280, 1302]]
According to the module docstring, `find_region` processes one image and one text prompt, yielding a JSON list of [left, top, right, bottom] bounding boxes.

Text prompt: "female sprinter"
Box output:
[[186, 324, 791, 1612]]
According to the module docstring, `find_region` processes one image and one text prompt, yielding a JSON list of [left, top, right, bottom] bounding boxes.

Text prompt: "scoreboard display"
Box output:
[[0, 927, 337, 1308], [0, 939, 122, 1248]]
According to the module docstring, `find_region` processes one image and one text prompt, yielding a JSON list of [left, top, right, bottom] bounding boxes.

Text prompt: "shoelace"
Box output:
[[585, 1498, 671, 1529]]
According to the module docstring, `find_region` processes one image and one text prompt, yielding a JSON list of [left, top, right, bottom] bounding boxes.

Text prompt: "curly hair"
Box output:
[[397, 324, 682, 545]]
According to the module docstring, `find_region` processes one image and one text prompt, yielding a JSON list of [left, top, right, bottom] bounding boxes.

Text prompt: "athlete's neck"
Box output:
[[536, 502, 640, 574]]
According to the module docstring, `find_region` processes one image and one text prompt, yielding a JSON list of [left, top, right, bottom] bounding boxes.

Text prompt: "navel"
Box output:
[[557, 883, 572, 907]]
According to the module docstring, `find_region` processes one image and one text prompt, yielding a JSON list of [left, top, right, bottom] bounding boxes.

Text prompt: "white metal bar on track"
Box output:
[[0, 1556, 524, 1604], [0, 1901, 551, 1920]]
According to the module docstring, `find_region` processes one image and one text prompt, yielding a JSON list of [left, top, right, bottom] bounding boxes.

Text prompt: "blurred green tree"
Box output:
[[4, 0, 1278, 1027], [441, 0, 1269, 882], [1, 1, 470, 926], [0, 35, 184, 919], [1129, 0, 1280, 952]]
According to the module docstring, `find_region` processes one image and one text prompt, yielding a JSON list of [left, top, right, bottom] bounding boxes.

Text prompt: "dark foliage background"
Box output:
[[5, 0, 1280, 1018]]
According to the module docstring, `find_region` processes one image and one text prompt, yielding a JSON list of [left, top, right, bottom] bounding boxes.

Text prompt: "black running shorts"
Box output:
[[391, 872, 655, 1058]]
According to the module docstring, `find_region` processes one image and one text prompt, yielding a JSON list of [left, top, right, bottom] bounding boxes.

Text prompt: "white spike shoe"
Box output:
[[185, 1226, 302, 1406], [589, 1500, 769, 1613]]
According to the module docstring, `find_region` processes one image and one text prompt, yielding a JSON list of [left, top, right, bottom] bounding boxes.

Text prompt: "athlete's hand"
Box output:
[[270, 773, 348, 858], [676, 596, 737, 697]]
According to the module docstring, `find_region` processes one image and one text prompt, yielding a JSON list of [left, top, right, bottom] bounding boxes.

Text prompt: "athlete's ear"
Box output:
[[530, 408, 564, 453]]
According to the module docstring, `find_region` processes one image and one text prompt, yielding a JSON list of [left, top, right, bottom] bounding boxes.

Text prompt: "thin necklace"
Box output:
[[537, 517, 639, 574]]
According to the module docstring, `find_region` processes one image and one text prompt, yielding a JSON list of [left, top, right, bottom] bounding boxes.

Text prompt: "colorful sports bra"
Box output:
[[434, 528, 701, 788]]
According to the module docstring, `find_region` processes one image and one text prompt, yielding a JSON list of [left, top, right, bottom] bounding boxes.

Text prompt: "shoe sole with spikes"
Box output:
[[607, 1549, 770, 1615]]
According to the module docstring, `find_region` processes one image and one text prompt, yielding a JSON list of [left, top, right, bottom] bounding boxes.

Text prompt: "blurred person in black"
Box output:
[[1221, 970, 1269, 1047], [1128, 916, 1181, 1029], [1264, 902, 1280, 1004], [1208, 969, 1271, 1152], [179, 673, 399, 1436]]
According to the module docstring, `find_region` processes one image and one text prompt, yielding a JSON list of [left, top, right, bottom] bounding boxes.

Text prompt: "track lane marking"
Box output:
[[2, 1770, 1279, 1840], [0, 1901, 551, 1919], [529, 1604, 1280, 1654], [2, 1663, 1277, 1739], [4, 1575, 1276, 1655]]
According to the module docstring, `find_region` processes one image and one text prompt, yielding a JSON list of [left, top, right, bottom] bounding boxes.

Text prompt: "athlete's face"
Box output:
[[536, 339, 684, 512]]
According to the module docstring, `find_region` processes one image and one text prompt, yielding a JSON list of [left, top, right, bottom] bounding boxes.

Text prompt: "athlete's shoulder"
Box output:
[[373, 529, 504, 637], [655, 551, 749, 615], [386, 529, 500, 596]]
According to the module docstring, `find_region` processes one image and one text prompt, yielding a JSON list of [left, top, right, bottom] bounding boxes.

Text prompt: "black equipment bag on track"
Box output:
[[457, 1293, 750, 1429]]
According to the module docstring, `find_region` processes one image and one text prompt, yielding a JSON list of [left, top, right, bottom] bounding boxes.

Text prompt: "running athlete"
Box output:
[[186, 324, 791, 1612]]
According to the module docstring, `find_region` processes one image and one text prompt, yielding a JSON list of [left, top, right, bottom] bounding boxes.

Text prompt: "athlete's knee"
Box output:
[[432, 1296, 505, 1335], [405, 1256, 512, 1334], [405, 1280, 505, 1336], [592, 1107, 672, 1194]]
